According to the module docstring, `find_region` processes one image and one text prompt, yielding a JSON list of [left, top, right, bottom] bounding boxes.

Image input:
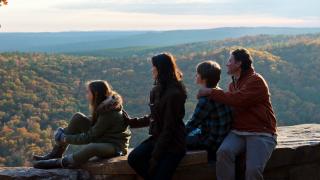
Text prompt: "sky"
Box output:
[[0, 0, 319, 32]]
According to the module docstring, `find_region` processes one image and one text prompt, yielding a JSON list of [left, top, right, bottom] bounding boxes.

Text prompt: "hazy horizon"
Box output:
[[0, 26, 320, 34], [0, 26, 319, 33]]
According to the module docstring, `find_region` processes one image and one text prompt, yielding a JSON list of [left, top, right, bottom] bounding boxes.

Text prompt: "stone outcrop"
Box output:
[[0, 124, 320, 180], [264, 124, 320, 180]]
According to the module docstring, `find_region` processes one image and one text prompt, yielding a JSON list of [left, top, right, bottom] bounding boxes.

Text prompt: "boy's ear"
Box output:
[[202, 79, 208, 87]]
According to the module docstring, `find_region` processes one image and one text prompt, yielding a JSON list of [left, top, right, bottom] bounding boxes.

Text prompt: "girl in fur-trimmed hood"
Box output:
[[33, 80, 131, 169]]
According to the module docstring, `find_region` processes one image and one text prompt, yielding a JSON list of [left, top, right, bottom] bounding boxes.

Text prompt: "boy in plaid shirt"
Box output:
[[186, 61, 233, 161]]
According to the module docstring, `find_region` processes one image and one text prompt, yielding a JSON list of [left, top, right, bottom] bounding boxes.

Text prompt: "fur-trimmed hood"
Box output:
[[96, 94, 122, 113]]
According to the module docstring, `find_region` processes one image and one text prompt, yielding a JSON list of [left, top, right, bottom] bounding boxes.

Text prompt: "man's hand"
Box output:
[[197, 87, 212, 99]]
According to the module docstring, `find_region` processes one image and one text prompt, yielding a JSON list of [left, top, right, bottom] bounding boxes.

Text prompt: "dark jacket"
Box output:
[[126, 82, 187, 160], [65, 95, 131, 154]]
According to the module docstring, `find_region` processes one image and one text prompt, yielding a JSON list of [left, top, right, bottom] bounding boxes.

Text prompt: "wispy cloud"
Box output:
[[1, 9, 318, 32], [53, 0, 234, 14], [0, 0, 319, 32], [52, 0, 320, 18]]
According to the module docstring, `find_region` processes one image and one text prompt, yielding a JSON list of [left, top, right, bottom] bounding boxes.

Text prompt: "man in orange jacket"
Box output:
[[198, 48, 277, 180]]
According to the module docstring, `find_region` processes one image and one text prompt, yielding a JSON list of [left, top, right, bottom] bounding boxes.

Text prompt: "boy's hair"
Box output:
[[196, 61, 221, 88]]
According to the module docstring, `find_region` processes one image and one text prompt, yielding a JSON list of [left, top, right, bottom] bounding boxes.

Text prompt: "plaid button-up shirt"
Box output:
[[186, 97, 233, 149]]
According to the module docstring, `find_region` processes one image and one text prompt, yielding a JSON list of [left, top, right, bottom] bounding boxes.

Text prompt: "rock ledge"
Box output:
[[1, 124, 320, 180]]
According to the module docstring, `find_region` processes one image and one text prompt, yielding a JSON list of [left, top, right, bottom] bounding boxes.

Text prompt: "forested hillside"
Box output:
[[0, 34, 319, 166]]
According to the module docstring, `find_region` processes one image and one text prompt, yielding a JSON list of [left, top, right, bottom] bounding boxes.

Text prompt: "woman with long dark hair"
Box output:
[[125, 53, 187, 180], [33, 80, 131, 168]]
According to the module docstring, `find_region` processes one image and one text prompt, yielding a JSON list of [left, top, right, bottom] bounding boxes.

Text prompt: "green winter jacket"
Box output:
[[65, 95, 131, 154]]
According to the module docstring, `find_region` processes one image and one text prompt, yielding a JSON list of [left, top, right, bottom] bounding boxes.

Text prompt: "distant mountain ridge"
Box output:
[[76, 33, 320, 57], [1, 27, 320, 53]]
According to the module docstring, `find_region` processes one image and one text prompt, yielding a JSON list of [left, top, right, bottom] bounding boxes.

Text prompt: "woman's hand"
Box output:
[[122, 110, 151, 128], [122, 110, 131, 124], [54, 127, 66, 143], [197, 87, 212, 99]]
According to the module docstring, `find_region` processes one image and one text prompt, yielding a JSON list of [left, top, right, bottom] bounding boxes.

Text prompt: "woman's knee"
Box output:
[[127, 149, 139, 167], [128, 140, 153, 168], [71, 112, 88, 123], [66, 112, 91, 133], [128, 147, 148, 167]]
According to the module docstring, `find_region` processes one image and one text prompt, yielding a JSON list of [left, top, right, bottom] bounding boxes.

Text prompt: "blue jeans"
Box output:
[[128, 138, 185, 180], [216, 131, 276, 180]]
